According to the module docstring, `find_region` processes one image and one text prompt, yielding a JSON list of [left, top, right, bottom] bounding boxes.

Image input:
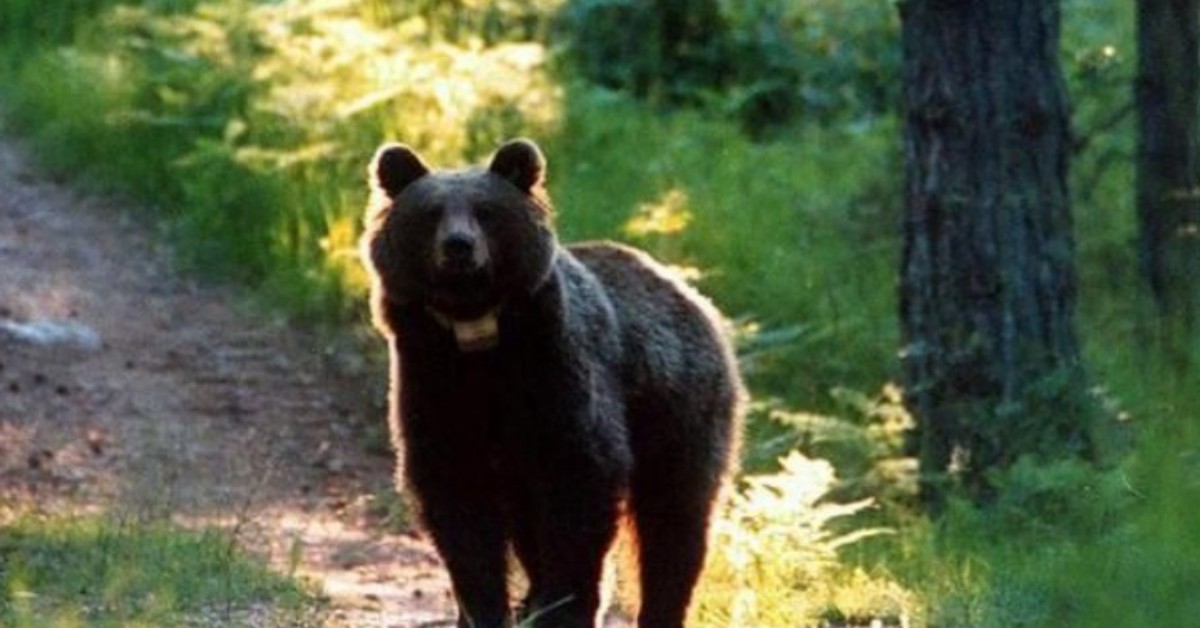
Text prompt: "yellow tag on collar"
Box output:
[[451, 313, 499, 352]]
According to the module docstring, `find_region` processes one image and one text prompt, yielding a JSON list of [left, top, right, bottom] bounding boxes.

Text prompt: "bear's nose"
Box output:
[[440, 234, 478, 268]]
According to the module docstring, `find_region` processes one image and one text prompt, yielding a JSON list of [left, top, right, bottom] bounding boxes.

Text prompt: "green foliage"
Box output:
[[362, 0, 559, 44], [1, 0, 126, 55], [1063, 0, 1143, 363], [0, 515, 317, 626], [943, 459, 1135, 548], [559, 0, 899, 133], [1, 0, 565, 323], [558, 0, 728, 102], [1052, 365, 1200, 627], [694, 450, 913, 626], [739, 384, 916, 516], [895, 407, 1191, 628]]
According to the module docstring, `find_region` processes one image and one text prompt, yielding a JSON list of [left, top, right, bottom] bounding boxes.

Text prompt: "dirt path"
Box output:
[[0, 136, 457, 626]]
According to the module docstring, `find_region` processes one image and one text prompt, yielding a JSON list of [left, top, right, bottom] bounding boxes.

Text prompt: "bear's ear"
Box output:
[[371, 143, 430, 197], [488, 138, 545, 193]]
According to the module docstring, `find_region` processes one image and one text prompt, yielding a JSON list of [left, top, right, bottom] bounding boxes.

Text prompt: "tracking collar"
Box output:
[[424, 306, 500, 352]]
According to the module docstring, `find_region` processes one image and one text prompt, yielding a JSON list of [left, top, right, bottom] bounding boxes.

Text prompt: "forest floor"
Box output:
[[0, 135, 463, 626]]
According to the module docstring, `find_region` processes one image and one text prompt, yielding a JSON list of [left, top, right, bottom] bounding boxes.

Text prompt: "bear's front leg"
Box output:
[[419, 487, 511, 628], [510, 399, 629, 628], [516, 476, 621, 628], [406, 439, 512, 628]]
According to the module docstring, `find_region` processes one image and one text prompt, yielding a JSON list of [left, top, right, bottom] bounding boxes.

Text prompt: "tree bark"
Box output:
[[899, 0, 1092, 508], [1136, 0, 1200, 341]]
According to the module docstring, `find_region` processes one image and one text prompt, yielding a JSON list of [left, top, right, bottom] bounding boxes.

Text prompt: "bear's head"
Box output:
[[362, 139, 557, 350]]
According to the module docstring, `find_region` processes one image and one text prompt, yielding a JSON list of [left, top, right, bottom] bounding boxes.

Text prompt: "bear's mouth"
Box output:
[[424, 270, 502, 352], [426, 267, 497, 322]]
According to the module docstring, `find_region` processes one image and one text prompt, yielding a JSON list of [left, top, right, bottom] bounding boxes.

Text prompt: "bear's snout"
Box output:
[[434, 208, 489, 274], [440, 233, 480, 268]]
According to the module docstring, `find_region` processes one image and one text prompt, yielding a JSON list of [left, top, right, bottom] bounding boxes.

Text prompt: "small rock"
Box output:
[[311, 440, 332, 468], [27, 449, 52, 470], [0, 319, 101, 350], [86, 429, 106, 456]]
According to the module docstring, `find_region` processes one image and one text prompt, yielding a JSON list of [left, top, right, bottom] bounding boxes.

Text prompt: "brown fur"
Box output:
[[361, 139, 744, 628]]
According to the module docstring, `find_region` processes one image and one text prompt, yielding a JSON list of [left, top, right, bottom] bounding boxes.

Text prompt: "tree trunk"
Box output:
[[899, 0, 1092, 508], [1136, 0, 1200, 343]]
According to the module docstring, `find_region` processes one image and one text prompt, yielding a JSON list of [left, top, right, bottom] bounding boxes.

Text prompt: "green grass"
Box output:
[[0, 516, 319, 627]]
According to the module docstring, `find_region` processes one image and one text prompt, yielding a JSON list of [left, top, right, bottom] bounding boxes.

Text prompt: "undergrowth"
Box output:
[[694, 450, 911, 626]]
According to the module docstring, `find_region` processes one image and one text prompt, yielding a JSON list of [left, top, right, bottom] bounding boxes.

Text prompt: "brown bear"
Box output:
[[360, 138, 743, 628]]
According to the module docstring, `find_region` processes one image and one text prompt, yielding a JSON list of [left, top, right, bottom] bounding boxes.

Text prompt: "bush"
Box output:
[[693, 450, 913, 626], [558, 0, 899, 134]]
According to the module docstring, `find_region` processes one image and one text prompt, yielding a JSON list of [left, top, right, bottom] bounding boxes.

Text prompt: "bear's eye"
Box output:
[[474, 203, 501, 223], [410, 203, 443, 216]]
